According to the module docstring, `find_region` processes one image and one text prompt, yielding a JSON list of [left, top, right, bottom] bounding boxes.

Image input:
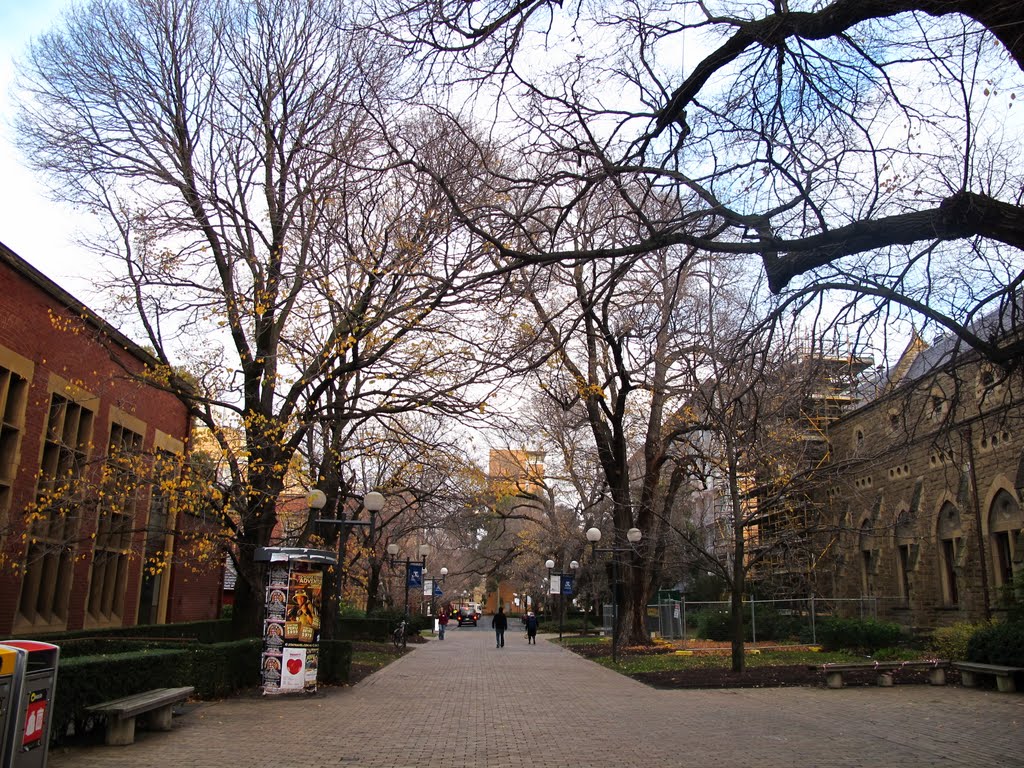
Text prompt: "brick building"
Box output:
[[818, 327, 1024, 629], [0, 241, 221, 637]]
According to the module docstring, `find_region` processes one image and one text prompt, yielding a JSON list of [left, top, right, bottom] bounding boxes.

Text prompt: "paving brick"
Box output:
[[48, 624, 1024, 767]]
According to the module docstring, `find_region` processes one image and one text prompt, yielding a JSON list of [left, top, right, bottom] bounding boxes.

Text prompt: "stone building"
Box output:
[[818, 327, 1023, 629], [0, 241, 222, 636]]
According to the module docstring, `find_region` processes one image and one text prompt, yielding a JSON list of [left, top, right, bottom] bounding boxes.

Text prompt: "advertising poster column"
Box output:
[[260, 554, 326, 695]]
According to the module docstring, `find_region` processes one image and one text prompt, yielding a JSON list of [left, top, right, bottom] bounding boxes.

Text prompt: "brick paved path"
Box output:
[[48, 622, 1023, 768]]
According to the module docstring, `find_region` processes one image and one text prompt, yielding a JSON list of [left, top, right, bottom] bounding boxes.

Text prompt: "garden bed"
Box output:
[[562, 638, 955, 689]]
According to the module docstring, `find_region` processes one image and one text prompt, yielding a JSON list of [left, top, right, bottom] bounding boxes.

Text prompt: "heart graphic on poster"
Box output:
[[286, 658, 303, 675]]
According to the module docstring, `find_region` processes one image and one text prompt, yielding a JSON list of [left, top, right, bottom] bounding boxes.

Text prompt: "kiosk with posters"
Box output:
[[255, 547, 336, 695]]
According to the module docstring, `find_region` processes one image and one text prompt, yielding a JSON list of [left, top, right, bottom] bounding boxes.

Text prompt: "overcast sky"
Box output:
[[0, 0, 99, 300]]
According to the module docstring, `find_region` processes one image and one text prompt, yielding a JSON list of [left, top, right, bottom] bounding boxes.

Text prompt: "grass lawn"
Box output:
[[348, 642, 408, 684]]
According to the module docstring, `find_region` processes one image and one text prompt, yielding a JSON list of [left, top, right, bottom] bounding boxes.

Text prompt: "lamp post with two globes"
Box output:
[[386, 542, 446, 647], [585, 526, 642, 663], [307, 489, 386, 637]]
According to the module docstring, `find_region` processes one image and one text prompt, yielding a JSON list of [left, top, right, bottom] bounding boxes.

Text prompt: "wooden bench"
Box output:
[[953, 661, 1023, 693], [85, 686, 194, 745], [813, 660, 949, 689]]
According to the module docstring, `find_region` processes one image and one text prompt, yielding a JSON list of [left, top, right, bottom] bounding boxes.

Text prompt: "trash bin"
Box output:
[[2, 642, 59, 768], [0, 645, 28, 768]]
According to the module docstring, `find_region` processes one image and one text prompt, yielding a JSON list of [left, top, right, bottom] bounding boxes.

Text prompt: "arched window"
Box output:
[[937, 503, 962, 606], [988, 490, 1022, 589], [895, 509, 916, 606], [859, 520, 876, 596]]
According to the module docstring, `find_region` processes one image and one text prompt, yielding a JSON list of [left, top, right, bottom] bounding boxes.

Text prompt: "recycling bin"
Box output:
[[2, 642, 59, 768], [0, 645, 27, 768]]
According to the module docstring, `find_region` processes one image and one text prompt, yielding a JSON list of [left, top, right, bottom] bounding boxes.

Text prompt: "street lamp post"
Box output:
[[428, 567, 449, 630], [585, 526, 642, 663], [309, 489, 386, 636], [545, 558, 579, 640], [386, 542, 442, 647]]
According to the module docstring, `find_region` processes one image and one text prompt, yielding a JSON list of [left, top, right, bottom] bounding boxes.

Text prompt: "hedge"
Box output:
[[816, 617, 904, 653], [966, 620, 1024, 666], [4, 620, 355, 745]]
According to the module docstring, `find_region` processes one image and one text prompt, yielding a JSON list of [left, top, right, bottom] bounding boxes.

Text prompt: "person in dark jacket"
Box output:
[[492, 606, 508, 648], [525, 612, 538, 644]]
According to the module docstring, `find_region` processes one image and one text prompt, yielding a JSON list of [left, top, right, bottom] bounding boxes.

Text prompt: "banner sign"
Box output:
[[407, 563, 423, 588], [561, 575, 575, 595], [549, 574, 561, 595]]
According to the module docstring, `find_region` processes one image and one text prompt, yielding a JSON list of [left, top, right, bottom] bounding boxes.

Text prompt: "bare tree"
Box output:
[[14, 0, 506, 636], [372, 0, 1024, 365], [669, 259, 872, 671], [497, 183, 713, 648]]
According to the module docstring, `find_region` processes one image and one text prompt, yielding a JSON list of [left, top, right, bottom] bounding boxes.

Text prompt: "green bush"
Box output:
[[366, 608, 430, 637], [695, 610, 734, 641], [29, 619, 232, 645], [53, 648, 190, 743], [930, 621, 993, 661], [317, 639, 353, 684], [749, 608, 805, 642], [966, 620, 1024, 666], [187, 639, 262, 698], [337, 617, 392, 641], [816, 617, 904, 653]]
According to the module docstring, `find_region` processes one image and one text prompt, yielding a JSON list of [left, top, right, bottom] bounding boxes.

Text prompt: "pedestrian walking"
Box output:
[[438, 609, 449, 640], [525, 611, 538, 644], [492, 606, 508, 648]]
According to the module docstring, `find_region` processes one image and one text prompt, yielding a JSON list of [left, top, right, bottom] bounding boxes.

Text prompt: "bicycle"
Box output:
[[392, 619, 407, 648]]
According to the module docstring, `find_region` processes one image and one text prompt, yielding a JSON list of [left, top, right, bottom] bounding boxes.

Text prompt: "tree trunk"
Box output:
[[729, 578, 746, 674], [365, 559, 384, 615], [618, 554, 650, 647], [230, 558, 266, 639], [728, 443, 747, 673]]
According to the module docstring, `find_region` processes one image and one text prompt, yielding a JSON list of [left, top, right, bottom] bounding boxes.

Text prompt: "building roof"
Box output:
[[0, 239, 162, 370]]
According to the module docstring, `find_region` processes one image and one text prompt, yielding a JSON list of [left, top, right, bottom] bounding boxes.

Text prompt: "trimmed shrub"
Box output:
[[816, 617, 904, 653], [337, 617, 393, 642], [317, 639, 353, 685], [696, 610, 734, 641], [188, 639, 262, 698], [31, 619, 232, 645], [53, 648, 189, 743], [930, 621, 993, 661], [966, 620, 1024, 666]]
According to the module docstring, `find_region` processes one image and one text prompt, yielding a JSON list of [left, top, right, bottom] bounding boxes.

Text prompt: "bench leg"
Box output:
[[960, 670, 978, 688], [105, 716, 137, 746], [149, 703, 175, 731], [929, 668, 947, 686], [826, 671, 844, 689], [995, 675, 1016, 693], [877, 672, 894, 687]]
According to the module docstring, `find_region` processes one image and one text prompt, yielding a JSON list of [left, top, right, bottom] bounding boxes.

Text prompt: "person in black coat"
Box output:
[[525, 612, 538, 644], [492, 606, 508, 648]]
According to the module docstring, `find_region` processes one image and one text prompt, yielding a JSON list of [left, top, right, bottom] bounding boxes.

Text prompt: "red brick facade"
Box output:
[[0, 242, 221, 637]]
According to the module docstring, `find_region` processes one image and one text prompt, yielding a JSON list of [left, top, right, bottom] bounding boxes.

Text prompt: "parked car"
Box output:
[[457, 607, 480, 626]]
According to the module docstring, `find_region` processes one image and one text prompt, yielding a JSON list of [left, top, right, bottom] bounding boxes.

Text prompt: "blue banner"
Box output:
[[407, 563, 423, 588], [561, 575, 575, 595]]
